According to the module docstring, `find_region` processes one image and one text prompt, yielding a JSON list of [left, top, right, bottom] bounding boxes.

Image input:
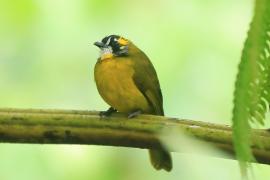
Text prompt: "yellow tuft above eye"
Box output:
[[117, 37, 129, 45]]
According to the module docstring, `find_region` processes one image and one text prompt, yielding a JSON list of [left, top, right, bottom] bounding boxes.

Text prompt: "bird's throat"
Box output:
[[100, 53, 113, 60]]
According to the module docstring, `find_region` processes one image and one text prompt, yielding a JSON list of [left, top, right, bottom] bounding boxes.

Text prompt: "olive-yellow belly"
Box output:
[[94, 58, 150, 113]]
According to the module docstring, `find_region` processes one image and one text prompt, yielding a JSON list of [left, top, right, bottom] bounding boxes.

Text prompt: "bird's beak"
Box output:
[[94, 41, 105, 48]]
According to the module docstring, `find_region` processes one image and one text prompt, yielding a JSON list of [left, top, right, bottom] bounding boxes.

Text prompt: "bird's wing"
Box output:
[[132, 51, 164, 115]]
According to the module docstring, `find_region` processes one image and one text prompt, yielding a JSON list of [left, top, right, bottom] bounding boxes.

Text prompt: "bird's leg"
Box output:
[[99, 107, 117, 117], [128, 109, 142, 119]]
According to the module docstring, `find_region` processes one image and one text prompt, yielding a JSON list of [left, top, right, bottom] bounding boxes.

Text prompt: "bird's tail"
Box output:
[[149, 148, 172, 172]]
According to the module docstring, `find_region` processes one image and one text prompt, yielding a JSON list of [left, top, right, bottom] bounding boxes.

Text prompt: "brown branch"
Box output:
[[0, 108, 269, 164]]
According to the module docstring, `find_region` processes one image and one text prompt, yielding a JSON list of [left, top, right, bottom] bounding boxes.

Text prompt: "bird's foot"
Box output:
[[128, 110, 142, 119], [99, 107, 117, 118]]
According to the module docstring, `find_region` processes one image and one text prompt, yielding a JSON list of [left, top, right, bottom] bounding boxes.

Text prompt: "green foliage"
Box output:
[[232, 0, 270, 175]]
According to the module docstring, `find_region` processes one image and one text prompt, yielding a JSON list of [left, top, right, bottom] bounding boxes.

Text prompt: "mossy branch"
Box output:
[[0, 108, 269, 164]]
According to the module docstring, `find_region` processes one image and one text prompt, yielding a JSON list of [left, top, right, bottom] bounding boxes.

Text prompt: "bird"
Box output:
[[93, 35, 172, 171]]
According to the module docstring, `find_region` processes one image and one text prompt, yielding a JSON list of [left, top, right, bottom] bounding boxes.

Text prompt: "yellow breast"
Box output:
[[94, 57, 150, 113]]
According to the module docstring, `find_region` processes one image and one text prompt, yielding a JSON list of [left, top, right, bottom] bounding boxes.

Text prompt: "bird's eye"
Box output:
[[100, 35, 128, 56]]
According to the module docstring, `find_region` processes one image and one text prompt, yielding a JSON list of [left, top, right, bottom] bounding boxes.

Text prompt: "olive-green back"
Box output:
[[129, 43, 164, 115], [129, 43, 172, 171]]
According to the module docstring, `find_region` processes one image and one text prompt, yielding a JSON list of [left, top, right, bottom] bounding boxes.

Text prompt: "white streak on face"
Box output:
[[114, 38, 117, 41], [105, 37, 112, 45]]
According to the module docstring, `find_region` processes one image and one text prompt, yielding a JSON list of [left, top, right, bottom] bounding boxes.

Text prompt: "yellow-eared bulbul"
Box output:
[[94, 35, 172, 171]]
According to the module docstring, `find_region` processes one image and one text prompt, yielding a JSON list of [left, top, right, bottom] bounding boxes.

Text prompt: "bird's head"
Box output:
[[94, 35, 130, 60]]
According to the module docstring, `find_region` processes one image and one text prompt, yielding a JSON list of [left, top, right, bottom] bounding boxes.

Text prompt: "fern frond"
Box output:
[[232, 0, 270, 175]]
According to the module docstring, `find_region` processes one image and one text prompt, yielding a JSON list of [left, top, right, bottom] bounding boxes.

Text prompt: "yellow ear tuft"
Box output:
[[118, 37, 129, 45]]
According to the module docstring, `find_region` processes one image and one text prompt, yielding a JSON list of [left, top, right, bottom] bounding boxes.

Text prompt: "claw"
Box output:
[[128, 110, 142, 119], [99, 107, 117, 118]]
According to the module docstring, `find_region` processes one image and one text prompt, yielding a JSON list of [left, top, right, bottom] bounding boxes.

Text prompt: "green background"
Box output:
[[0, 0, 269, 179]]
